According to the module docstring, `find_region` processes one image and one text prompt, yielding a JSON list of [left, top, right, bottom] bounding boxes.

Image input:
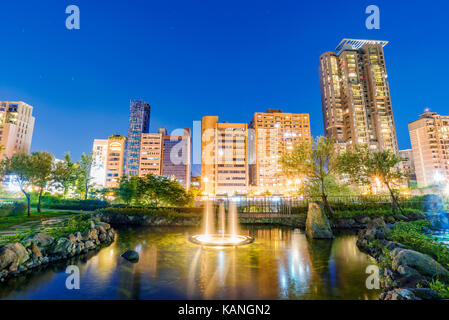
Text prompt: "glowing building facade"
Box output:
[[138, 133, 163, 177], [0, 101, 35, 159], [162, 128, 191, 191], [201, 116, 248, 196], [105, 135, 126, 188], [249, 109, 311, 193], [319, 39, 398, 154], [409, 111, 449, 187], [91, 139, 108, 187], [125, 100, 150, 176]]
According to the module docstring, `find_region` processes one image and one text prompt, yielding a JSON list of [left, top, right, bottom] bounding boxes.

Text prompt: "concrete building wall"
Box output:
[[91, 139, 108, 187], [162, 128, 191, 191], [138, 133, 163, 177], [0, 101, 35, 159], [105, 135, 126, 188], [409, 111, 449, 187], [201, 116, 248, 196], [248, 110, 311, 194], [319, 40, 398, 154]]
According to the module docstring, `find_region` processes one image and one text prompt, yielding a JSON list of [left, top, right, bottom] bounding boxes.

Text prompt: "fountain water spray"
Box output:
[[190, 200, 254, 247]]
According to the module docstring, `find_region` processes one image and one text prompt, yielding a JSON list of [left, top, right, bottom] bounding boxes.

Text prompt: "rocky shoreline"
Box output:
[[0, 220, 116, 282], [357, 218, 448, 300]]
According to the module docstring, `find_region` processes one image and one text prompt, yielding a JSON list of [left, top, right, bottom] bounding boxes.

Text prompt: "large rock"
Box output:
[[25, 233, 54, 247], [30, 242, 42, 258], [381, 288, 420, 300], [0, 243, 29, 269], [81, 228, 98, 241], [305, 202, 333, 239], [121, 250, 139, 262], [392, 249, 449, 280], [51, 238, 75, 256]]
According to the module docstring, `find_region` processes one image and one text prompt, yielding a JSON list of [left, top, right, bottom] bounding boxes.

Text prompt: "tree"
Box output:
[[337, 147, 405, 213], [75, 153, 95, 200], [31, 152, 54, 212], [115, 174, 190, 207], [51, 153, 77, 197], [0, 153, 35, 216], [281, 136, 337, 216]]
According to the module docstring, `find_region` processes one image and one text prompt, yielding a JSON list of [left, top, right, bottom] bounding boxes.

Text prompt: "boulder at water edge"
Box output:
[[0, 243, 29, 270], [121, 250, 139, 263], [306, 202, 334, 239]]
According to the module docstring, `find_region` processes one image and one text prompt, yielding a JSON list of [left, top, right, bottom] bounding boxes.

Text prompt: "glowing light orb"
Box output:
[[189, 234, 254, 247]]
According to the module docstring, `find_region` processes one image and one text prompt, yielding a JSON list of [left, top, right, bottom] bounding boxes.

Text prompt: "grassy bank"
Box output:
[[0, 210, 78, 232], [385, 220, 449, 298], [0, 213, 92, 245]]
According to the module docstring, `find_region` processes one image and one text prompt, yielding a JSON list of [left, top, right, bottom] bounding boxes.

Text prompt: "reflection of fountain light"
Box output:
[[190, 201, 254, 247]]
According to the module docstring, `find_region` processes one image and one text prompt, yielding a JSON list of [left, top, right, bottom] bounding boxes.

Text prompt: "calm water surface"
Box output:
[[0, 226, 380, 300]]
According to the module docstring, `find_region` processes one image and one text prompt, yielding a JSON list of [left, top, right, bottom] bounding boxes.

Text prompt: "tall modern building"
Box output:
[[0, 101, 35, 159], [408, 111, 449, 187], [249, 109, 311, 193], [201, 116, 248, 196], [91, 139, 109, 188], [105, 135, 126, 188], [90, 135, 126, 188], [162, 128, 191, 191], [399, 149, 417, 187], [138, 133, 163, 177], [319, 39, 398, 154], [125, 100, 151, 176]]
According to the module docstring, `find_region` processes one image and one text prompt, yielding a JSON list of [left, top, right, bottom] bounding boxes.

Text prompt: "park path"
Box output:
[[0, 209, 93, 238]]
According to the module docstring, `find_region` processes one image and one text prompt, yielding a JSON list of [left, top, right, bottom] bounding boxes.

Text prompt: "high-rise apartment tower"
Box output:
[[125, 100, 150, 176], [319, 39, 398, 153]]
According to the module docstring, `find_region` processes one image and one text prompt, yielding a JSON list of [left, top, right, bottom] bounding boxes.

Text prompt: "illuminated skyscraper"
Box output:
[[319, 39, 398, 153], [105, 135, 126, 188], [162, 128, 191, 191], [408, 111, 449, 187], [125, 100, 150, 176], [138, 133, 163, 177], [201, 116, 248, 196], [90, 135, 126, 188], [0, 101, 35, 159], [249, 109, 311, 193], [91, 139, 108, 187]]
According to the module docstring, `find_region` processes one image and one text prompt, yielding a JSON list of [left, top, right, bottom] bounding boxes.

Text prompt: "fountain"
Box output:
[[189, 201, 254, 247]]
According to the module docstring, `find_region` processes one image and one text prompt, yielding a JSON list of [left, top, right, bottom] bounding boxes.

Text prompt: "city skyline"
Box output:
[[1, 1, 448, 163]]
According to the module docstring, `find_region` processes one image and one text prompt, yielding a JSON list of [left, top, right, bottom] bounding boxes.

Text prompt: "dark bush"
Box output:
[[34, 196, 109, 211], [96, 207, 201, 219], [0, 202, 27, 217]]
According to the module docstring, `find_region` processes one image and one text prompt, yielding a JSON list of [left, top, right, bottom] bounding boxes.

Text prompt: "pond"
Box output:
[[0, 226, 380, 300]]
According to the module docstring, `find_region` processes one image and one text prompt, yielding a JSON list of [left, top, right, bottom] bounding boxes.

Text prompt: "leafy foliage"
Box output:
[[281, 136, 338, 216], [386, 220, 449, 270], [336, 146, 406, 213], [115, 174, 192, 207]]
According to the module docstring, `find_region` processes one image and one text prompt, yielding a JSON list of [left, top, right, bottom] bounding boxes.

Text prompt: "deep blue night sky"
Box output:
[[0, 0, 448, 166]]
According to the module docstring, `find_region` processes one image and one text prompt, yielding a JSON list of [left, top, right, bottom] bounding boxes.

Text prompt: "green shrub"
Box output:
[[332, 207, 421, 219], [96, 207, 200, 220], [0, 202, 27, 217], [33, 196, 109, 211], [386, 220, 449, 270], [428, 279, 449, 299], [44, 214, 91, 238]]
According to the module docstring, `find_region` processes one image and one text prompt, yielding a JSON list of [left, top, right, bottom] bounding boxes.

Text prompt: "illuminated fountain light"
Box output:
[[189, 201, 254, 247], [190, 234, 254, 246]]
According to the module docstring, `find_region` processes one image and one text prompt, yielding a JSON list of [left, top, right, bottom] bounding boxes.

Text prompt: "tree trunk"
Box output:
[[26, 194, 31, 217], [321, 178, 334, 217], [84, 179, 88, 200], [37, 188, 43, 213], [386, 183, 404, 215]]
